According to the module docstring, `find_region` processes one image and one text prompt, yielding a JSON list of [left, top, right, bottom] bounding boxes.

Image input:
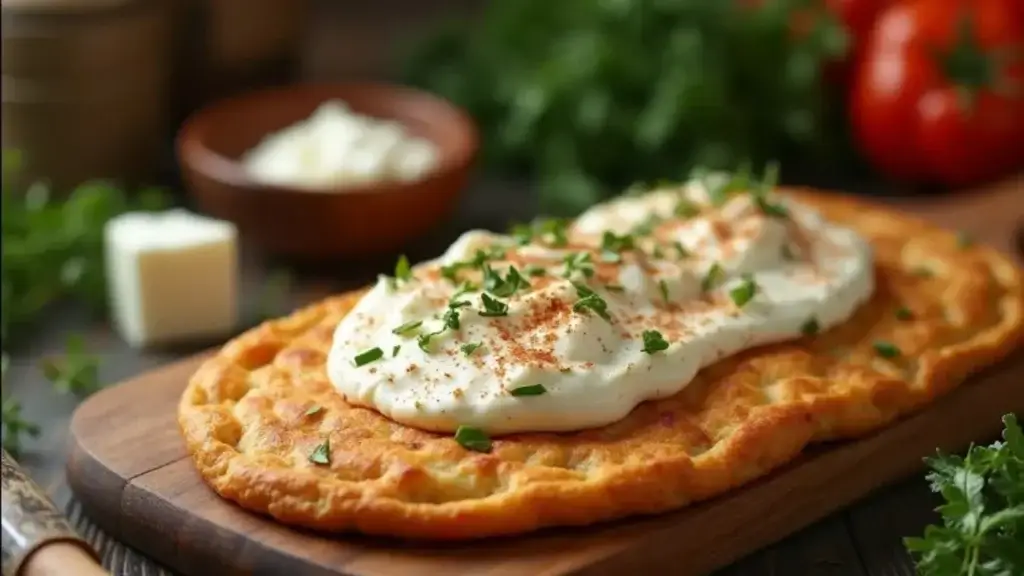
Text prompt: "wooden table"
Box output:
[[5, 175, 1021, 575]]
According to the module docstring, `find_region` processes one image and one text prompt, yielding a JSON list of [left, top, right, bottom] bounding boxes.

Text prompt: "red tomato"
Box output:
[[824, 0, 892, 84], [850, 0, 1024, 187]]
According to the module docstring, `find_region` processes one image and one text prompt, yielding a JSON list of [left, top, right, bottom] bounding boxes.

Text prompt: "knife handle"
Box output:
[[1, 449, 107, 576]]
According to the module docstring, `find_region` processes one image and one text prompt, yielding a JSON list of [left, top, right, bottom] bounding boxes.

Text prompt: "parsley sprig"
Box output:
[[905, 414, 1023, 576]]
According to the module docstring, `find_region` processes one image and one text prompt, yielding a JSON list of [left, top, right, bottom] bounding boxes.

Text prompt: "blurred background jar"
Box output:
[[1, 0, 307, 192]]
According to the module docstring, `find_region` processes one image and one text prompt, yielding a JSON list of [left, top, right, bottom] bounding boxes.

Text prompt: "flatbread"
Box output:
[[178, 188, 1024, 539]]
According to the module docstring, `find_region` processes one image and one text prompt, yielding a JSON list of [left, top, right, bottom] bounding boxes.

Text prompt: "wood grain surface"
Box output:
[[65, 347, 1024, 576]]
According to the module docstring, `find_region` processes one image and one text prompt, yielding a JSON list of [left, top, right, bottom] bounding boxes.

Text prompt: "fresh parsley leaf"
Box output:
[[641, 329, 669, 354], [562, 252, 595, 279], [39, 334, 101, 397], [571, 282, 611, 321], [509, 384, 546, 397], [353, 347, 384, 366], [873, 340, 900, 359], [658, 279, 670, 303], [801, 317, 820, 336], [454, 425, 492, 452], [729, 274, 758, 307], [1, 395, 40, 456], [303, 405, 322, 418], [479, 293, 509, 317], [309, 438, 331, 465], [461, 342, 482, 356], [895, 306, 914, 321], [702, 262, 725, 292], [392, 320, 422, 335], [905, 414, 1024, 576]]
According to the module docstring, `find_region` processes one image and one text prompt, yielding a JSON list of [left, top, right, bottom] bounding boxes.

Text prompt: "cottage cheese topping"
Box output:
[[326, 176, 875, 435], [242, 100, 439, 189]]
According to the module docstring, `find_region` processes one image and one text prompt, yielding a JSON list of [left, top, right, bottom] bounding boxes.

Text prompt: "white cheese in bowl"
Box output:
[[241, 100, 440, 189], [104, 209, 239, 348]]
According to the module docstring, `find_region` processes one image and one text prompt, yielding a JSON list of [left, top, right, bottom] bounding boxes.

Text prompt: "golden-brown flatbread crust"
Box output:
[[178, 188, 1024, 540]]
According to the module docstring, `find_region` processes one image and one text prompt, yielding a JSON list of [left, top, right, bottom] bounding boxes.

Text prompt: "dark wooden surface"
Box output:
[[64, 344, 1024, 576]]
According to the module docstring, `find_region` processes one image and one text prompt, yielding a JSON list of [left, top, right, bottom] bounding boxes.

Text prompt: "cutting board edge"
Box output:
[[64, 349, 1024, 576]]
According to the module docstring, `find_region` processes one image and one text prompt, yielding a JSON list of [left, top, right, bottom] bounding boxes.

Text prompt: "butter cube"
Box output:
[[104, 209, 239, 348]]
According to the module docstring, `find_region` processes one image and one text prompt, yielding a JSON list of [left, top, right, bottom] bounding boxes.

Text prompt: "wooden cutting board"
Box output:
[[66, 178, 1024, 576]]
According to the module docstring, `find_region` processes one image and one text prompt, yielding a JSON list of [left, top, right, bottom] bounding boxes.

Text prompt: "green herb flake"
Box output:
[[873, 340, 901, 359], [353, 347, 384, 366], [913, 266, 934, 278], [895, 306, 913, 321], [523, 264, 546, 277], [509, 384, 547, 397], [672, 241, 690, 258], [391, 320, 422, 335], [394, 255, 412, 282], [562, 252, 595, 278], [605, 283, 624, 292], [658, 279, 670, 303], [461, 342, 483, 356], [392, 345, 401, 357], [571, 282, 611, 321], [728, 274, 758, 307], [479, 293, 509, 317], [309, 438, 331, 465], [674, 199, 700, 218], [701, 262, 724, 292], [303, 405, 322, 418], [454, 425, 492, 453], [801, 317, 820, 336], [641, 329, 670, 354], [600, 231, 635, 254]]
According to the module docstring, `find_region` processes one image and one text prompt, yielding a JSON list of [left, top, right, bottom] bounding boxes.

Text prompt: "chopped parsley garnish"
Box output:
[[417, 332, 436, 352], [391, 320, 422, 335], [873, 340, 901, 358], [801, 317, 820, 336], [701, 262, 725, 292], [479, 293, 509, 317], [392, 345, 400, 357], [641, 329, 669, 353], [650, 245, 664, 259], [562, 251, 595, 278], [353, 347, 384, 366], [672, 241, 690, 258], [913, 266, 934, 278], [674, 199, 700, 218], [571, 282, 611, 321], [394, 255, 412, 282], [309, 438, 331, 465], [749, 162, 787, 217], [303, 405, 322, 418], [461, 342, 482, 356], [509, 384, 547, 397], [754, 195, 789, 218], [781, 245, 797, 260], [895, 306, 914, 321], [729, 274, 758, 307], [523, 264, 546, 277], [658, 279, 670, 303], [454, 425, 492, 452], [699, 162, 752, 207], [630, 215, 662, 236], [600, 231, 635, 255], [514, 217, 569, 247], [486, 264, 531, 297], [442, 306, 464, 330], [605, 283, 624, 292]]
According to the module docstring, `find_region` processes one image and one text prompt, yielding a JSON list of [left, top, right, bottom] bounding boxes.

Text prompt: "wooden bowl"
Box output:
[[176, 82, 478, 258]]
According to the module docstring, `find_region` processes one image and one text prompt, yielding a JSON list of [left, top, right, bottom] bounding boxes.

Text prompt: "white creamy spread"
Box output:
[[326, 176, 875, 435], [242, 100, 439, 189]]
